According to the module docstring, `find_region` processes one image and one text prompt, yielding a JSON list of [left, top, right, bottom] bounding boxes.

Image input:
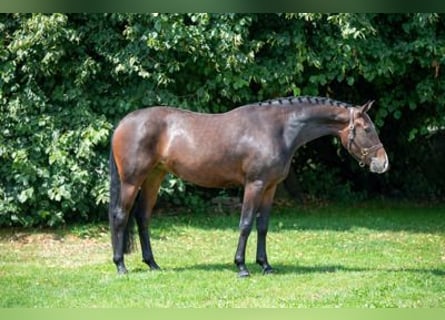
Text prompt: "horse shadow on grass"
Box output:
[[167, 262, 445, 277]]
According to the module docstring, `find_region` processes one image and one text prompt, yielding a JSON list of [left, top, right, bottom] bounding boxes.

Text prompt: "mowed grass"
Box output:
[[0, 202, 444, 307]]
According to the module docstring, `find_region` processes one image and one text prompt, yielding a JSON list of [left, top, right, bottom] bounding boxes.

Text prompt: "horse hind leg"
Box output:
[[110, 182, 140, 274], [134, 169, 166, 270]]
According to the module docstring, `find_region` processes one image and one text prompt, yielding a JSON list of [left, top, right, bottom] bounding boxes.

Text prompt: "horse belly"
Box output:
[[160, 138, 244, 188], [161, 154, 243, 188]]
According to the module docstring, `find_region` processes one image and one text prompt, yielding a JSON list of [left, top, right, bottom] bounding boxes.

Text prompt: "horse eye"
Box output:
[[364, 126, 371, 133]]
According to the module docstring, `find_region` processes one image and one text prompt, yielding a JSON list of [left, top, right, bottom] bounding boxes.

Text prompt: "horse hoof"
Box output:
[[117, 267, 128, 275], [149, 264, 161, 271], [238, 270, 250, 278], [145, 259, 161, 270], [263, 267, 274, 275]]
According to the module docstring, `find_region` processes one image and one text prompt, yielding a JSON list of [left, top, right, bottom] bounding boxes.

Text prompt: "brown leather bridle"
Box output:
[[347, 108, 383, 167]]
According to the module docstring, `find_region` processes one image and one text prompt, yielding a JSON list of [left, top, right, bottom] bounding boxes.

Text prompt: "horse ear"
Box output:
[[360, 100, 374, 114]]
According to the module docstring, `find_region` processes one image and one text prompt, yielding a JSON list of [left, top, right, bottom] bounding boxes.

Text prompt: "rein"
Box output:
[[347, 108, 383, 167]]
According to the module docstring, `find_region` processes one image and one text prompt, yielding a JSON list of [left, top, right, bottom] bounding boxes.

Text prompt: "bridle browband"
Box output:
[[347, 108, 383, 167]]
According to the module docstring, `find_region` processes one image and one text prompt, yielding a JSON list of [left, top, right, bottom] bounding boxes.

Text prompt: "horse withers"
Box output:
[[108, 96, 389, 277]]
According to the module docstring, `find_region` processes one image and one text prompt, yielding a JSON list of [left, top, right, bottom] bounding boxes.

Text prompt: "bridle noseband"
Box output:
[[347, 108, 383, 167]]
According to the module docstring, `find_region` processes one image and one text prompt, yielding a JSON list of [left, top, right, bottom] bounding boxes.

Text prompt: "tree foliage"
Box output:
[[1, 13, 444, 226]]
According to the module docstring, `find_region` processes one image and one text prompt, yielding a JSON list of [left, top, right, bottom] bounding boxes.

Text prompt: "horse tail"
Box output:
[[109, 147, 136, 254]]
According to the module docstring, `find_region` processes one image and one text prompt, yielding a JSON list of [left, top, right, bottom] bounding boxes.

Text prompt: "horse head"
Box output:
[[339, 101, 389, 174]]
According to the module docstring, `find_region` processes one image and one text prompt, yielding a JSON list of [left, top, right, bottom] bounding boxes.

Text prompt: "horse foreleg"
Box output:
[[256, 185, 277, 275], [234, 180, 265, 277], [135, 171, 166, 270]]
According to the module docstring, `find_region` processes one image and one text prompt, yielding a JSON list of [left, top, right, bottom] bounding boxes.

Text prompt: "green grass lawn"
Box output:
[[0, 202, 444, 307]]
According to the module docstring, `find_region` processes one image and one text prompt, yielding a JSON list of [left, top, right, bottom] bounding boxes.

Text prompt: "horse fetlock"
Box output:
[[256, 258, 273, 274]]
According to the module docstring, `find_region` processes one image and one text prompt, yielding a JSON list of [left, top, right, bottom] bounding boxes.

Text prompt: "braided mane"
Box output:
[[257, 96, 353, 108]]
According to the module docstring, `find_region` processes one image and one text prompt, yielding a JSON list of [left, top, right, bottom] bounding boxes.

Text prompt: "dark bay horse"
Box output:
[[108, 96, 389, 277]]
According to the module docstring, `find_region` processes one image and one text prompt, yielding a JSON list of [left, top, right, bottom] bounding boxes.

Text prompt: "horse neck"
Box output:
[[284, 104, 349, 151]]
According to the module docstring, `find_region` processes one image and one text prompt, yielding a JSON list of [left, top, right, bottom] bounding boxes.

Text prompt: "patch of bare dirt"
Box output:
[[0, 229, 111, 268]]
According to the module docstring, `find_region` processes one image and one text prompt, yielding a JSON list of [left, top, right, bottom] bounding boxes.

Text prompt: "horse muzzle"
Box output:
[[369, 151, 389, 174]]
